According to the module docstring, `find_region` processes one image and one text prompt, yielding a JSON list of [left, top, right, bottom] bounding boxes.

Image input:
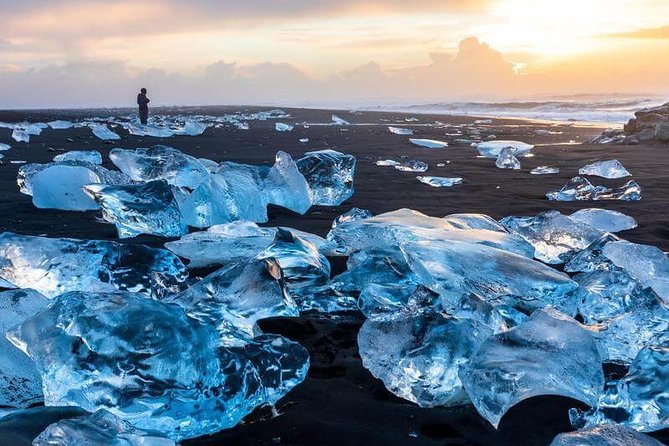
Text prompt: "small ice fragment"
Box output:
[[569, 208, 637, 232], [299, 138, 309, 143], [331, 114, 350, 125], [9, 160, 24, 164], [11, 128, 29, 143], [476, 140, 534, 158], [0, 143, 11, 151], [53, 150, 102, 165], [388, 127, 414, 135], [376, 159, 399, 166], [416, 176, 463, 187], [474, 119, 492, 124], [395, 160, 428, 172], [531, 166, 559, 175], [579, 159, 631, 179], [495, 147, 521, 169], [89, 124, 121, 140], [275, 122, 294, 132], [410, 138, 448, 149]]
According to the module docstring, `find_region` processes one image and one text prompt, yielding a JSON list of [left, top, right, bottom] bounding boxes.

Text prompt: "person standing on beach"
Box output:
[[137, 88, 150, 125]]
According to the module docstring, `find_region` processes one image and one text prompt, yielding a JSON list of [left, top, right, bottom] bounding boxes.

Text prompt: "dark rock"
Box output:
[[656, 123, 669, 143]]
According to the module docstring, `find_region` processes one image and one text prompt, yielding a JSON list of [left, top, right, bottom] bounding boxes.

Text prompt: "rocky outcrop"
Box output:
[[591, 101, 669, 145]]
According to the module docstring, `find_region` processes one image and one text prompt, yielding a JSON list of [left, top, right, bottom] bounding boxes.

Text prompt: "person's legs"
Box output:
[[139, 109, 148, 125]]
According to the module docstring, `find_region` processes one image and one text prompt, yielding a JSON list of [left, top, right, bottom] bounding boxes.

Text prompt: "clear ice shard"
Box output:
[[579, 159, 631, 179], [0, 289, 48, 408], [89, 124, 120, 140], [401, 239, 577, 314], [500, 210, 604, 264], [331, 114, 350, 125], [550, 425, 665, 446], [53, 150, 102, 165], [495, 147, 521, 169], [569, 208, 637, 232], [376, 159, 399, 166], [571, 345, 669, 433], [476, 140, 534, 158], [358, 311, 493, 407], [265, 151, 312, 214], [275, 122, 293, 132], [7, 291, 308, 441], [602, 241, 669, 304], [32, 165, 102, 211], [409, 138, 448, 148], [416, 176, 463, 187], [388, 126, 413, 135], [0, 232, 188, 298], [110, 146, 210, 189], [84, 181, 188, 238], [564, 234, 621, 273], [530, 166, 560, 175], [546, 176, 641, 201], [164, 258, 298, 343], [11, 128, 29, 143], [461, 308, 604, 428], [326, 208, 534, 258], [394, 160, 429, 172], [296, 149, 356, 206], [33, 410, 176, 446]]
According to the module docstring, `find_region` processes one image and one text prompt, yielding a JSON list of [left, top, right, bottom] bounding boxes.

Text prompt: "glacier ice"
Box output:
[[110, 145, 210, 189], [550, 425, 665, 446], [329, 207, 373, 232], [546, 177, 641, 201], [18, 161, 132, 197], [359, 311, 492, 407], [530, 166, 560, 175], [33, 410, 176, 446], [53, 150, 102, 165], [265, 151, 312, 214], [32, 165, 102, 211], [416, 176, 463, 187], [296, 149, 355, 206], [495, 147, 521, 170], [409, 138, 448, 149], [84, 181, 187, 238], [0, 289, 48, 408], [395, 160, 429, 172], [476, 140, 534, 158], [6, 291, 308, 440], [461, 308, 604, 428], [47, 120, 74, 130], [0, 232, 188, 298], [571, 345, 669, 433], [570, 208, 637, 233], [11, 128, 29, 143], [331, 114, 350, 125], [500, 210, 604, 264], [275, 122, 293, 132], [579, 159, 631, 179], [89, 124, 120, 140], [564, 234, 621, 273], [388, 126, 413, 135]]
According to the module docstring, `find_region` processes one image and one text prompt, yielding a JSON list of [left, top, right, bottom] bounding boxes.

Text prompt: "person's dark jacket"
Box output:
[[137, 93, 150, 110]]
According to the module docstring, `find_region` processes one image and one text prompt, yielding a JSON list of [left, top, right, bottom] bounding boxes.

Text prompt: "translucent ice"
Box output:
[[462, 308, 604, 428], [296, 149, 356, 206], [376, 159, 399, 166], [359, 312, 492, 407], [564, 234, 621, 273], [11, 128, 29, 143], [409, 138, 448, 149], [34, 410, 176, 446], [0, 289, 48, 408], [500, 210, 604, 264], [547, 177, 641, 201], [18, 161, 132, 197], [388, 126, 413, 135], [476, 140, 534, 158], [571, 345, 669, 432], [495, 147, 521, 170], [331, 114, 350, 125], [0, 232, 188, 298], [110, 146, 210, 189], [395, 160, 429, 172], [579, 159, 631, 179], [47, 120, 74, 130], [275, 122, 293, 132], [84, 181, 187, 238], [570, 208, 637, 233], [530, 166, 560, 175], [0, 143, 10, 151], [265, 151, 312, 214], [89, 124, 120, 140], [7, 291, 308, 440], [53, 150, 102, 165], [416, 176, 463, 187], [32, 165, 102, 211], [550, 425, 664, 446]]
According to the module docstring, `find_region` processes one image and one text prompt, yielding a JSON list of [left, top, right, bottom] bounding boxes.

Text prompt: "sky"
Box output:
[[1, 0, 669, 108]]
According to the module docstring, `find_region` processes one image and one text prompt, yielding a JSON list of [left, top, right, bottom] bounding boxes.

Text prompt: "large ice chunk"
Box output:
[[84, 181, 187, 238], [47, 120, 74, 130], [0, 232, 188, 298], [296, 149, 355, 206], [564, 234, 621, 273], [410, 139, 448, 149], [0, 289, 48, 408], [550, 425, 665, 446], [461, 308, 604, 428], [570, 208, 637, 233], [388, 126, 413, 135], [7, 291, 308, 440], [500, 210, 604, 264], [18, 161, 132, 197], [546, 177, 641, 201], [476, 140, 534, 158], [32, 165, 102, 211], [579, 159, 631, 179], [265, 151, 312, 214], [359, 312, 492, 407], [89, 124, 120, 140], [495, 147, 521, 170], [53, 150, 102, 165], [110, 146, 210, 189], [33, 410, 176, 446]]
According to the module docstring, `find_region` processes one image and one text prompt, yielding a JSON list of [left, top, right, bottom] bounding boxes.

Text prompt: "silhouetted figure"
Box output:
[[137, 88, 150, 125]]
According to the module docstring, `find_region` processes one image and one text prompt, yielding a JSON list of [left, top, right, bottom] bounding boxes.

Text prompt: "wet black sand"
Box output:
[[0, 106, 667, 445]]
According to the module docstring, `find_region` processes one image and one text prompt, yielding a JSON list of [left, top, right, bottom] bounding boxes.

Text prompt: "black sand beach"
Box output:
[[1, 107, 668, 445]]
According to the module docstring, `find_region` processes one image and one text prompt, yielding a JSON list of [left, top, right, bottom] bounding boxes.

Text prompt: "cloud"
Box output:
[[606, 25, 669, 39]]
